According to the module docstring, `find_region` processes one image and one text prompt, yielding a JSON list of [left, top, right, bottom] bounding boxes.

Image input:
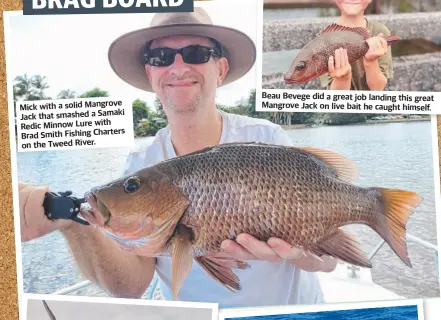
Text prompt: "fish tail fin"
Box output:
[[386, 35, 400, 45], [370, 188, 422, 267]]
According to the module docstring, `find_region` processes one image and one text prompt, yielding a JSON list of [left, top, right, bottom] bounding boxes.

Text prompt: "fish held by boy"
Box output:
[[80, 142, 421, 300], [284, 23, 400, 84]]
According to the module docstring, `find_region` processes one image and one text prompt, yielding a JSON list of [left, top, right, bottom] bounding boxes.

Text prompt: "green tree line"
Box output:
[[12, 74, 169, 137], [12, 74, 264, 138], [14, 74, 425, 137]]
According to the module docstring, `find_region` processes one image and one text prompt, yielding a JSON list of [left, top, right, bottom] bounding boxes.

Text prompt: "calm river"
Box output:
[[18, 120, 439, 300]]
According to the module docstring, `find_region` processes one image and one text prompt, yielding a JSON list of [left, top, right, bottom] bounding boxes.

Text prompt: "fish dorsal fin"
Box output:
[[320, 23, 370, 40], [295, 147, 359, 183]]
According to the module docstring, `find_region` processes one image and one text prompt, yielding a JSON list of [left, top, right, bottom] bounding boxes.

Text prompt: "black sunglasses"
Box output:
[[143, 45, 221, 67]]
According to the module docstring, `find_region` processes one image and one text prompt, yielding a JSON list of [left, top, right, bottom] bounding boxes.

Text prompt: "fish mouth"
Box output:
[[284, 77, 305, 84], [283, 72, 309, 84], [81, 191, 111, 227], [284, 73, 320, 84]]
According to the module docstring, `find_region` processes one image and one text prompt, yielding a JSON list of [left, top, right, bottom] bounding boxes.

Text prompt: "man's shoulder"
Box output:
[[221, 111, 292, 146], [222, 111, 282, 132], [123, 126, 170, 174]]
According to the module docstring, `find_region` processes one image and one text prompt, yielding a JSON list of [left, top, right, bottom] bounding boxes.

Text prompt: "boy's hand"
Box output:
[[364, 33, 388, 62], [328, 48, 351, 80]]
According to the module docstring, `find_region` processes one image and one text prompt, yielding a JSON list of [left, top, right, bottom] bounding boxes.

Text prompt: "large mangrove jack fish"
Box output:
[[80, 142, 421, 299]]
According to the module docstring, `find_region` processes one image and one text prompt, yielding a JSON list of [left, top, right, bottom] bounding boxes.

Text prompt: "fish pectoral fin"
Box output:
[[307, 229, 372, 268], [294, 147, 359, 183], [195, 252, 250, 293], [171, 225, 194, 300]]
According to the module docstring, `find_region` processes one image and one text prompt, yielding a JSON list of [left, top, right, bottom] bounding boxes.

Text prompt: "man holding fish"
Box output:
[[19, 8, 338, 307], [19, 5, 421, 308]]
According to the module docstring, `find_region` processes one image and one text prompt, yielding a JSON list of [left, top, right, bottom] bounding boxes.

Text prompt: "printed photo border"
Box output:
[[218, 298, 424, 320], [3, 0, 261, 308], [22, 292, 218, 320], [2, 1, 441, 320]]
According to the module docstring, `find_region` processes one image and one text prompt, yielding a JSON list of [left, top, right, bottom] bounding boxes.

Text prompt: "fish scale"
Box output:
[[160, 144, 380, 252], [84, 142, 422, 299]]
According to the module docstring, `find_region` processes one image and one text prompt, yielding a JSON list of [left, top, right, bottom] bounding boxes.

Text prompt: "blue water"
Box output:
[[226, 305, 418, 320]]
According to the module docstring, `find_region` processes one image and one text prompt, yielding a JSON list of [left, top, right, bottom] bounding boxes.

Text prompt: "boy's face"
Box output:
[[334, 0, 372, 17]]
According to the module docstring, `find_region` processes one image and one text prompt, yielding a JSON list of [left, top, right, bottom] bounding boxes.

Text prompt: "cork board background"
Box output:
[[1, 2, 22, 320], [0, 2, 440, 320]]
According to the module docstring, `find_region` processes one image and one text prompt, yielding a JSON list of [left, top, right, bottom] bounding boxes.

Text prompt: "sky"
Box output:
[[5, 0, 259, 111]]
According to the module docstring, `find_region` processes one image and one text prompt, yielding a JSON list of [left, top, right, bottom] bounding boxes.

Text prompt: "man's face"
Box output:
[[333, 0, 372, 17], [145, 35, 229, 114]]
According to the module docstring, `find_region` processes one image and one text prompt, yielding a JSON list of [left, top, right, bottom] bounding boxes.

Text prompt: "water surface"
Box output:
[[226, 304, 418, 320]]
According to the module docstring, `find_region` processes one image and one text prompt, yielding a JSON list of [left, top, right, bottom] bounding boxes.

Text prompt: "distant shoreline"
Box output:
[[280, 117, 430, 130]]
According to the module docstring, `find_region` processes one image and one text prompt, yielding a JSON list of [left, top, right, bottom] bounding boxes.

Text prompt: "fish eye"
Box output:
[[296, 61, 306, 70], [123, 176, 141, 193]]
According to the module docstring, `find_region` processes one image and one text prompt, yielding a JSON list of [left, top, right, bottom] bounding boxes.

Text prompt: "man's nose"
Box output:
[[169, 53, 191, 75]]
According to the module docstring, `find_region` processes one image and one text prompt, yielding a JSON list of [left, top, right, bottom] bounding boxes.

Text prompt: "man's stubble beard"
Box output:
[[164, 92, 204, 114]]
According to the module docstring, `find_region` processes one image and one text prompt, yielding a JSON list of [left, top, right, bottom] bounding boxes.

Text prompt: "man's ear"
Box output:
[[216, 57, 229, 86]]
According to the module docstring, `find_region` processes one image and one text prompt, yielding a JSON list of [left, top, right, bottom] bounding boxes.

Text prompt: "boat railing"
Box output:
[[49, 232, 438, 297], [347, 233, 439, 279]]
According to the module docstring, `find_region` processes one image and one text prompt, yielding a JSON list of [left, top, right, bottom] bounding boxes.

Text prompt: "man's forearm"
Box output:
[[61, 223, 156, 298], [364, 59, 387, 91]]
